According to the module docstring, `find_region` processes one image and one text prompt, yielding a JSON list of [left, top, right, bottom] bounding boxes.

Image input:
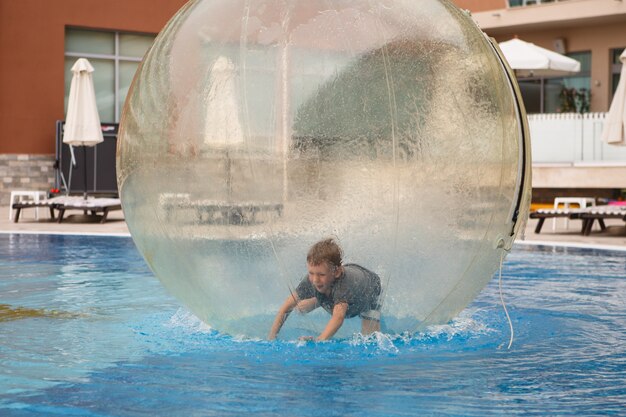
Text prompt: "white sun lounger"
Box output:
[[12, 196, 122, 223]]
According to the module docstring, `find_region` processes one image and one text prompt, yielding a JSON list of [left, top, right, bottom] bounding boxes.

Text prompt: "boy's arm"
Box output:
[[268, 295, 298, 340], [268, 296, 318, 340], [295, 297, 318, 313], [316, 302, 348, 341]]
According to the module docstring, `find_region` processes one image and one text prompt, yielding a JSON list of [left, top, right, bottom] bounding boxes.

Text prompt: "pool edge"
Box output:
[[515, 239, 626, 252], [0, 230, 131, 238], [1, 230, 624, 252]]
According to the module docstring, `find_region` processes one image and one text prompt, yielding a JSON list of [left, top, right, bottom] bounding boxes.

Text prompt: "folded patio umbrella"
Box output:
[[602, 49, 626, 146], [203, 56, 244, 149], [63, 58, 104, 198], [203, 56, 246, 202]]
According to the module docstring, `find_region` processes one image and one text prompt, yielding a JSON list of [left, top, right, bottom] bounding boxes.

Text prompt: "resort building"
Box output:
[[455, 0, 626, 202], [0, 0, 186, 204], [0, 0, 625, 205]]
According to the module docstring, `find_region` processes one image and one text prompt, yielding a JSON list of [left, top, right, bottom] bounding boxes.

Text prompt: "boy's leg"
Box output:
[[361, 317, 380, 334], [360, 309, 381, 335]]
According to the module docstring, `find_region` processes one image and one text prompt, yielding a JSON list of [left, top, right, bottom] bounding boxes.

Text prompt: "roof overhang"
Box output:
[[471, 0, 626, 35]]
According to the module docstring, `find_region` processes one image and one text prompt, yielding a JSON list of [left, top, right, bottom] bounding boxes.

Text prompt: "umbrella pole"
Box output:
[[226, 149, 232, 201], [83, 148, 88, 200], [539, 77, 544, 114]]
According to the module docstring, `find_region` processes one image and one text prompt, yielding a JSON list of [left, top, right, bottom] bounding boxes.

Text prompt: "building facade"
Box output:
[[462, 0, 626, 197], [465, 0, 626, 115], [0, 0, 186, 203], [0, 0, 625, 204]]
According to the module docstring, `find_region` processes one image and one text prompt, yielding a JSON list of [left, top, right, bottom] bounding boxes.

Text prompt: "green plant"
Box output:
[[558, 87, 590, 113]]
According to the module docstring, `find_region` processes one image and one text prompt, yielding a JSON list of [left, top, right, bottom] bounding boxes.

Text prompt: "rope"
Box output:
[[498, 251, 514, 349]]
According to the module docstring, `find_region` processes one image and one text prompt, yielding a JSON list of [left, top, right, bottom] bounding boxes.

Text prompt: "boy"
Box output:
[[268, 238, 381, 341]]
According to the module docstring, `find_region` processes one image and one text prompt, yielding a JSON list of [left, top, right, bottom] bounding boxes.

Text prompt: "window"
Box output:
[[517, 51, 591, 113], [507, 0, 568, 8], [64, 28, 155, 123], [611, 47, 625, 100]]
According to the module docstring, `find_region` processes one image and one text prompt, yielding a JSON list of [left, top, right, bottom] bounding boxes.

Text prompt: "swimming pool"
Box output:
[[1, 234, 625, 416]]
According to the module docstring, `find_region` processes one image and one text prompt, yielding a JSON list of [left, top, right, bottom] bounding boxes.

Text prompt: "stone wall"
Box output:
[[0, 154, 55, 205], [533, 164, 626, 189]]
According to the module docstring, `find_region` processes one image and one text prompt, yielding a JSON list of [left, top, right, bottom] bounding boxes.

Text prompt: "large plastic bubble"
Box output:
[[118, 0, 531, 338]]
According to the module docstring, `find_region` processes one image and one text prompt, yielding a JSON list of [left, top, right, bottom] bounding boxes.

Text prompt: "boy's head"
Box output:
[[306, 238, 344, 295], [307, 238, 343, 269]]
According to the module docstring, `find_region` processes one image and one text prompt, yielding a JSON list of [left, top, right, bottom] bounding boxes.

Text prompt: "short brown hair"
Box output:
[[307, 238, 343, 268]]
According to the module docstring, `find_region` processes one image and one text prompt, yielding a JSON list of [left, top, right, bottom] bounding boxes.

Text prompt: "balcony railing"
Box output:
[[528, 113, 626, 165]]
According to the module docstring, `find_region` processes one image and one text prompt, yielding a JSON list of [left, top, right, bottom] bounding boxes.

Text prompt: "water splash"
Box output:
[[349, 331, 399, 354], [159, 307, 496, 355], [166, 308, 214, 333]]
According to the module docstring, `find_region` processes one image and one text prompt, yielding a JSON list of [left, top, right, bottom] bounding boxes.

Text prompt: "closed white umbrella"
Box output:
[[602, 49, 626, 146], [203, 56, 244, 202], [203, 56, 244, 148], [498, 38, 581, 78], [63, 58, 104, 198]]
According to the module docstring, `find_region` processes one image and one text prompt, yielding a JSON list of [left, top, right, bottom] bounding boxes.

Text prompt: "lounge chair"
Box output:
[[159, 194, 283, 224], [529, 207, 587, 234], [12, 196, 121, 224], [54, 197, 121, 223], [578, 206, 626, 236], [11, 200, 58, 222], [530, 205, 626, 235], [187, 200, 283, 224]]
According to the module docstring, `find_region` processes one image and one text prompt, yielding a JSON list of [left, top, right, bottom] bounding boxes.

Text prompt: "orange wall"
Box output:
[[451, 0, 505, 12], [0, 0, 187, 154]]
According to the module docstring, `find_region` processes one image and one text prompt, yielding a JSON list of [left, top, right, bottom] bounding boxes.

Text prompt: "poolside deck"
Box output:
[[0, 205, 625, 250]]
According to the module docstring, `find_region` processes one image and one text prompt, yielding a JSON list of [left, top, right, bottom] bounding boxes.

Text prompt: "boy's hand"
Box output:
[[298, 335, 315, 341]]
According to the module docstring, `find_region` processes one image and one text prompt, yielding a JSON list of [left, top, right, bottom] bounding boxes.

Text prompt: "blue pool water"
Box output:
[[1, 233, 625, 416]]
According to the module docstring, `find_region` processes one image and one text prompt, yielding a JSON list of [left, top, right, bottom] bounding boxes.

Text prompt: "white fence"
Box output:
[[528, 113, 626, 164]]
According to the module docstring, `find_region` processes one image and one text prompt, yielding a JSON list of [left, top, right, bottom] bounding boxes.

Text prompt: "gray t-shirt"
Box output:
[[295, 264, 381, 318]]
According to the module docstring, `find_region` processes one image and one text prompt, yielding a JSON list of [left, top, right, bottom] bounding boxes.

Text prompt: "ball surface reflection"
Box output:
[[118, 0, 531, 338]]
